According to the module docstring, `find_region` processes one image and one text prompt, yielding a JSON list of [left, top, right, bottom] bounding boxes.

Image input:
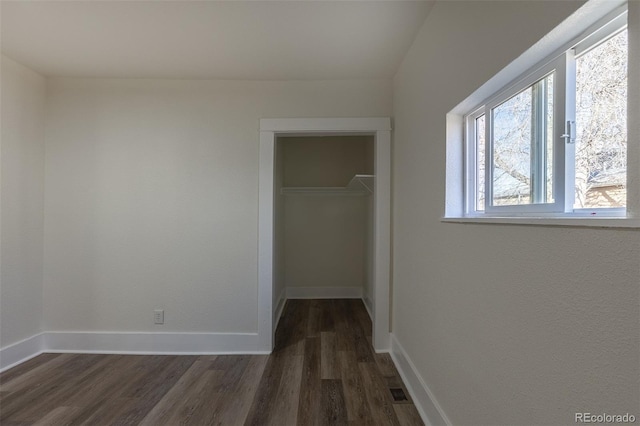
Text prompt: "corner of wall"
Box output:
[[0, 55, 47, 355], [0, 333, 44, 373]]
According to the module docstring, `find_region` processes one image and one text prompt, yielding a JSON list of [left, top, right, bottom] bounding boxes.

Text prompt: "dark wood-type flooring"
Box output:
[[0, 299, 423, 425]]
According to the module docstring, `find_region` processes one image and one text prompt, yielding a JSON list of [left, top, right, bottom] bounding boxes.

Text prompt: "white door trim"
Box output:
[[258, 117, 392, 352]]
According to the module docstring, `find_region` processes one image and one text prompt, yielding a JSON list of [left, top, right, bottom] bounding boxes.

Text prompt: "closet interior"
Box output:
[[273, 135, 375, 322]]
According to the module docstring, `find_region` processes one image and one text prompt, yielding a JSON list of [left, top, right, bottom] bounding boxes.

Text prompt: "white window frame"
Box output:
[[464, 106, 485, 213], [463, 6, 629, 219], [571, 12, 628, 218]]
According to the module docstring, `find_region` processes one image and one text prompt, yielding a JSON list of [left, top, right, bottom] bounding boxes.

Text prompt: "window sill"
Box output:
[[441, 216, 640, 229]]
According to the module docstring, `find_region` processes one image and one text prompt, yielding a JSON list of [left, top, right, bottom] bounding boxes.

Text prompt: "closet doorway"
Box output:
[[258, 118, 391, 353]]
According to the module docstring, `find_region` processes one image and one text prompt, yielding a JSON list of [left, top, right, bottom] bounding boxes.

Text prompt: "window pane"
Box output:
[[575, 29, 627, 209], [476, 115, 485, 210], [492, 88, 532, 205], [491, 74, 553, 206]]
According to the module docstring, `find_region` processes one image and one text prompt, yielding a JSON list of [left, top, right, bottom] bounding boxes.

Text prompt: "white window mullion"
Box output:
[[464, 114, 475, 215], [485, 107, 492, 212], [531, 79, 547, 203], [558, 49, 576, 212], [465, 108, 485, 215]]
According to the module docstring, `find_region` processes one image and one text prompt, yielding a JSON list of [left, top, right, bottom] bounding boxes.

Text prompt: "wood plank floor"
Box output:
[[0, 299, 423, 426]]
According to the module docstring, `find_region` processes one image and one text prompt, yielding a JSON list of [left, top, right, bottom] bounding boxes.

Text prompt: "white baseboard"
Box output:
[[286, 286, 363, 299], [274, 288, 287, 330], [43, 332, 269, 355], [390, 334, 451, 426], [0, 333, 44, 372], [1, 331, 269, 372]]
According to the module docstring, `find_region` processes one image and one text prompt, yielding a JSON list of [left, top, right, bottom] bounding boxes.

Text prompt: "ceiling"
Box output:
[[1, 1, 433, 80]]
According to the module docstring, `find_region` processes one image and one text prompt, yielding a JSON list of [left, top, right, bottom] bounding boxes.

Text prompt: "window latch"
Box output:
[[561, 120, 576, 144]]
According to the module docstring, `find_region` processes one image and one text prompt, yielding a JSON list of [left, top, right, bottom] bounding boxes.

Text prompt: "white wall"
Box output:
[[1, 56, 46, 348], [280, 136, 372, 293], [281, 136, 372, 187], [43, 78, 390, 334], [392, 1, 640, 425], [284, 195, 367, 291]]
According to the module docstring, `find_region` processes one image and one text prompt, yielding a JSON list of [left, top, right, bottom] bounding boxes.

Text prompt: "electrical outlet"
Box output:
[[154, 309, 164, 324]]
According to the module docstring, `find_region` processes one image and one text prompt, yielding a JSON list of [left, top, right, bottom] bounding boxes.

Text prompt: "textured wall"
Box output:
[[392, 1, 640, 424], [0, 56, 46, 347], [43, 79, 390, 333]]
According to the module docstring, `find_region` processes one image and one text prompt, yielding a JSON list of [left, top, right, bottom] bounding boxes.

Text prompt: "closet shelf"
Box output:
[[281, 174, 374, 196], [347, 174, 374, 193]]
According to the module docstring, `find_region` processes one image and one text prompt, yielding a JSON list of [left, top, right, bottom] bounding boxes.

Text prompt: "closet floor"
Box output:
[[0, 299, 423, 426]]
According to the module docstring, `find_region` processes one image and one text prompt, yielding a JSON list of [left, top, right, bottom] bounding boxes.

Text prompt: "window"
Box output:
[[574, 29, 628, 210], [464, 9, 629, 218]]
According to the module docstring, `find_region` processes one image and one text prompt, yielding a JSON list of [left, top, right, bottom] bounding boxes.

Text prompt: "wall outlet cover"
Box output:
[[154, 309, 164, 324]]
